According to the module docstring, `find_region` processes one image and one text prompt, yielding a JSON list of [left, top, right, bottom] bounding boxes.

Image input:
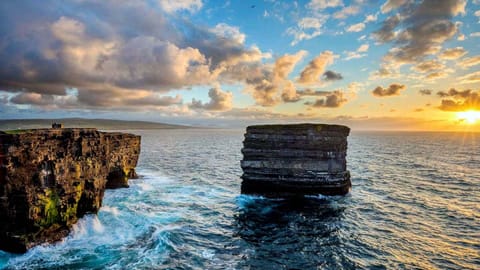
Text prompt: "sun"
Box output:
[[457, 110, 480, 124]]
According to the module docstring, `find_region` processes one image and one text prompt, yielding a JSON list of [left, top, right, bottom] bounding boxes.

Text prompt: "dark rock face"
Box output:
[[0, 128, 140, 253], [240, 124, 350, 197]]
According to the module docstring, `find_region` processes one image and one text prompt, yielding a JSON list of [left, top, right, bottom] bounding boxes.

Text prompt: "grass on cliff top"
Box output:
[[3, 129, 33, 134]]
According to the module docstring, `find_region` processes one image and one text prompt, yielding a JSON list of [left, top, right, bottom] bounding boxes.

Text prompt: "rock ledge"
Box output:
[[240, 123, 350, 197]]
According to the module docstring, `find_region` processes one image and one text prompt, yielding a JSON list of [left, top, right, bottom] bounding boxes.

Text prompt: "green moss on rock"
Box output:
[[39, 189, 60, 228]]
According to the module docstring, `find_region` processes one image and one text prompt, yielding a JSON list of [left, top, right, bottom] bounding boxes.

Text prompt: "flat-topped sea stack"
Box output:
[[0, 128, 140, 253], [241, 123, 351, 197]]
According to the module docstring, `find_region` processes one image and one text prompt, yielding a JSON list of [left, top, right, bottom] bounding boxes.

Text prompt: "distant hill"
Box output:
[[0, 118, 192, 131]]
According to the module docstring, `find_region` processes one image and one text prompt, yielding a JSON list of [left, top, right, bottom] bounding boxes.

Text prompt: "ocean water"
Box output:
[[0, 129, 479, 269]]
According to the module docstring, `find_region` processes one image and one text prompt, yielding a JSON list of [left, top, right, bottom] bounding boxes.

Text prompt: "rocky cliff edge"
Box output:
[[0, 128, 140, 253]]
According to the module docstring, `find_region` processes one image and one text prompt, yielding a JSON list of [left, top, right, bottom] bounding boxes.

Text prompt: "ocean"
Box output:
[[0, 129, 479, 269]]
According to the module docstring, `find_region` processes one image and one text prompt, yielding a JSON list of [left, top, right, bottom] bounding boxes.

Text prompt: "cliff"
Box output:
[[240, 124, 350, 197], [0, 128, 140, 253]]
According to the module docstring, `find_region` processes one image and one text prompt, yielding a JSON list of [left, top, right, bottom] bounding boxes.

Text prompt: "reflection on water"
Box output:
[[235, 196, 354, 269]]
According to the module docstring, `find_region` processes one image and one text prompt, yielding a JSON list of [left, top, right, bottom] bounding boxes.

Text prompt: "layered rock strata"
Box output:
[[240, 124, 350, 197], [0, 128, 140, 253]]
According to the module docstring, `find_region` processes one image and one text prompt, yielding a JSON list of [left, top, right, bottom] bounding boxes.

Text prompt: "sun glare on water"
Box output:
[[457, 110, 480, 124]]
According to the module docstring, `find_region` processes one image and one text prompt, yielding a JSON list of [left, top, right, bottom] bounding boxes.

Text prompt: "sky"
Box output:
[[0, 0, 480, 130]]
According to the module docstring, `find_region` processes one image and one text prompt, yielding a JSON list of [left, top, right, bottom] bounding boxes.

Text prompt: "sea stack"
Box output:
[[0, 128, 140, 253], [240, 123, 350, 197]]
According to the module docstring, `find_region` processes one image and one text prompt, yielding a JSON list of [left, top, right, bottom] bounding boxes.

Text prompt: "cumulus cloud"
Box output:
[[439, 47, 467, 59], [419, 89, 432, 95], [297, 51, 335, 84], [372, 83, 406, 97], [373, 0, 466, 69], [436, 88, 480, 111], [244, 51, 307, 106], [190, 87, 233, 111], [295, 89, 330, 96], [286, 16, 328, 45], [425, 71, 449, 80], [334, 5, 361, 19], [458, 71, 480, 84], [344, 44, 369, 60], [323, 70, 343, 81], [372, 14, 401, 43], [158, 0, 203, 13], [380, 0, 408, 14], [307, 0, 343, 10], [411, 60, 445, 73], [273, 51, 308, 81], [10, 92, 74, 108], [364, 13, 378, 23], [346, 22, 366, 32], [8, 88, 184, 111], [0, 0, 266, 111], [358, 44, 369, 52], [458, 56, 480, 68], [281, 81, 302, 103], [304, 91, 348, 108]]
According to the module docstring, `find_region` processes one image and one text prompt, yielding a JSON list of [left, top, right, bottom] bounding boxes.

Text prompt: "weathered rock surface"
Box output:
[[0, 128, 140, 253], [240, 123, 350, 197]]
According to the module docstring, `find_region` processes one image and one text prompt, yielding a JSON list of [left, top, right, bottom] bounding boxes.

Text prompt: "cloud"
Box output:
[[297, 89, 331, 96], [458, 56, 480, 68], [364, 14, 378, 23], [334, 5, 361, 19], [323, 70, 343, 81], [344, 44, 369, 60], [248, 79, 279, 107], [281, 81, 301, 103], [307, 0, 343, 10], [0, 0, 266, 111], [244, 51, 307, 106], [346, 22, 365, 32], [372, 83, 406, 97], [219, 107, 290, 120], [419, 89, 432, 95], [8, 88, 184, 111], [411, 60, 445, 73], [439, 47, 467, 59], [210, 23, 246, 44], [297, 51, 335, 84], [158, 0, 203, 13], [10, 92, 72, 107], [286, 16, 328, 45], [425, 71, 449, 80], [373, 0, 466, 66], [380, 0, 408, 14], [190, 86, 233, 111], [273, 50, 308, 80], [436, 88, 480, 111], [357, 44, 369, 52], [304, 91, 348, 108], [371, 66, 399, 78], [372, 14, 401, 43], [475, 10, 480, 22], [471, 32, 480, 37], [458, 71, 480, 84]]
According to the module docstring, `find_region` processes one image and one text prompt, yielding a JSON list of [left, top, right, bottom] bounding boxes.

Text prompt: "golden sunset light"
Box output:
[[457, 110, 480, 124]]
